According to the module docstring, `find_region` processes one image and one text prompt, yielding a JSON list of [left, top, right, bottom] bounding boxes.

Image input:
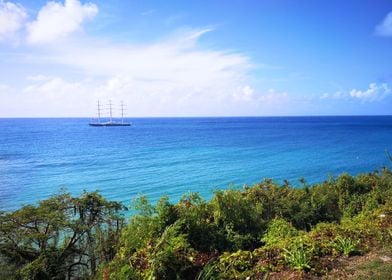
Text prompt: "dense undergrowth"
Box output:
[[1, 168, 392, 279]]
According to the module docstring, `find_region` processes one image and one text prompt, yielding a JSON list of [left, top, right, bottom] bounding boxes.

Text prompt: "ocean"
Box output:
[[0, 116, 391, 210]]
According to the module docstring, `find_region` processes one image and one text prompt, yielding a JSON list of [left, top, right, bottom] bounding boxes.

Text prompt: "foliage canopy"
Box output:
[[1, 168, 392, 279]]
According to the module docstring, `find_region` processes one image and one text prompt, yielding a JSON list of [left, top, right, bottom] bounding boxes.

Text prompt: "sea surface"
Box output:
[[0, 116, 392, 211]]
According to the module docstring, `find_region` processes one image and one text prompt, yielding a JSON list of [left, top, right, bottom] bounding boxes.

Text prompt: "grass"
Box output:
[[356, 259, 392, 280], [325, 246, 392, 280]]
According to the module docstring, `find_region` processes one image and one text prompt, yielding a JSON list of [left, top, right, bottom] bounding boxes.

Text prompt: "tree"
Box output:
[[0, 191, 125, 279]]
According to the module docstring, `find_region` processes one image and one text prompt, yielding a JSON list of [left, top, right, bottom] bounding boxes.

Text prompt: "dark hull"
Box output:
[[89, 122, 131, 127]]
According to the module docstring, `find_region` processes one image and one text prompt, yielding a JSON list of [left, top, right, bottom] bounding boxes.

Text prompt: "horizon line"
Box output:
[[0, 114, 391, 119]]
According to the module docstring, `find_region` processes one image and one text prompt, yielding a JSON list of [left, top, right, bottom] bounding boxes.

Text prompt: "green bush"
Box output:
[[308, 222, 340, 256], [213, 250, 254, 279], [262, 218, 300, 248]]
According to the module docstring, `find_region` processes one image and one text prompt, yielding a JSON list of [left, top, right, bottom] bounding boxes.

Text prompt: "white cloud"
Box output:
[[321, 83, 391, 102], [232, 85, 255, 102], [7, 73, 292, 117], [0, 77, 89, 116], [32, 28, 253, 100], [0, 0, 27, 40], [2, 25, 275, 116], [24, 76, 81, 96], [0, 2, 297, 117], [26, 0, 98, 44], [376, 11, 392, 37], [349, 83, 390, 102]]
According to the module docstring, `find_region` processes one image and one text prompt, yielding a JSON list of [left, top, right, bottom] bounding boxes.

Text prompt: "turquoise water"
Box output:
[[0, 116, 391, 210]]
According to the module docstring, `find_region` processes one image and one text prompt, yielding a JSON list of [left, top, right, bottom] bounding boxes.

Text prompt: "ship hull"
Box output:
[[89, 122, 131, 127]]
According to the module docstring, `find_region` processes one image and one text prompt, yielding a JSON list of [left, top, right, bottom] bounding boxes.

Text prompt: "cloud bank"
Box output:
[[1, 0, 276, 116], [11, 27, 287, 117]]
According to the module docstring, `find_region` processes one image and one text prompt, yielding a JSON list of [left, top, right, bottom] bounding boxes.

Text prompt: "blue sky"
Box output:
[[0, 0, 391, 117]]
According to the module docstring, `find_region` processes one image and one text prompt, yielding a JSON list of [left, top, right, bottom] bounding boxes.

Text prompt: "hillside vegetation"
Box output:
[[1, 168, 392, 279]]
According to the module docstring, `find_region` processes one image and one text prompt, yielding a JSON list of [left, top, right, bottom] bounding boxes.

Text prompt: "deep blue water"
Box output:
[[0, 116, 392, 210]]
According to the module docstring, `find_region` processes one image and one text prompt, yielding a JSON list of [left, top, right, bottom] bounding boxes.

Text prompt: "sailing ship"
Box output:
[[89, 100, 131, 126]]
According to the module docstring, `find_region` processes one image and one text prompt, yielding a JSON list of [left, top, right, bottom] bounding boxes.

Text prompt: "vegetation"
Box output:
[[1, 168, 392, 279], [333, 236, 360, 257], [0, 191, 125, 279]]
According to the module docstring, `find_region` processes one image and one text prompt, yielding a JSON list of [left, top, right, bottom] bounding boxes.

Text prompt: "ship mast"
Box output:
[[120, 101, 125, 124], [97, 100, 102, 123], [108, 100, 113, 123]]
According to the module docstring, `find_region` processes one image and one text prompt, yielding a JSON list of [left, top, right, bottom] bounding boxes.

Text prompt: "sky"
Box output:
[[0, 0, 391, 117]]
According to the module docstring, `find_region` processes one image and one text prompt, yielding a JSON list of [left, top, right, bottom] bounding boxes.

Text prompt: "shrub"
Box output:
[[309, 222, 340, 256], [176, 193, 224, 252], [262, 218, 299, 248], [214, 250, 254, 279]]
